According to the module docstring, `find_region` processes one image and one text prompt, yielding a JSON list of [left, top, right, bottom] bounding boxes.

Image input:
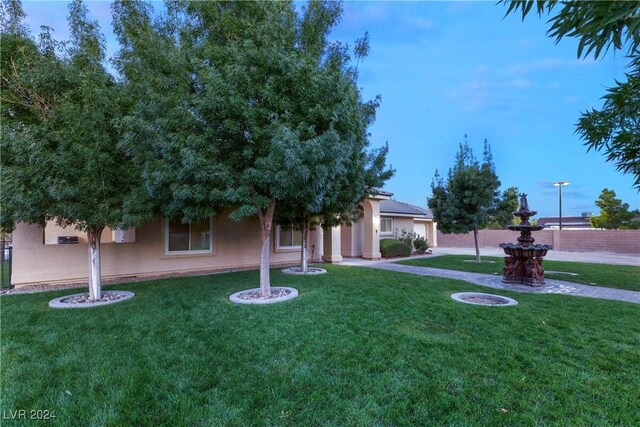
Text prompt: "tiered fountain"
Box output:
[[499, 194, 553, 286]]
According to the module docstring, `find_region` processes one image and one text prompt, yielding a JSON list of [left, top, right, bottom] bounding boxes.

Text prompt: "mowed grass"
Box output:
[[398, 255, 640, 292], [1, 265, 639, 425], [0, 261, 10, 289]]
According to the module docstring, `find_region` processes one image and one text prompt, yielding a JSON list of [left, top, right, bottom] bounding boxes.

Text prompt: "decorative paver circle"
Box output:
[[49, 291, 135, 309], [451, 292, 518, 306], [281, 267, 327, 275], [229, 287, 299, 305]]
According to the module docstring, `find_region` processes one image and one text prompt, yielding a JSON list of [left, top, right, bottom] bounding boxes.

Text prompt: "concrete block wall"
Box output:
[[436, 229, 640, 255]]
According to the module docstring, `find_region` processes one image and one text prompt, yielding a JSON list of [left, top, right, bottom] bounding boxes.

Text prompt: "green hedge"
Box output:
[[380, 238, 411, 258]]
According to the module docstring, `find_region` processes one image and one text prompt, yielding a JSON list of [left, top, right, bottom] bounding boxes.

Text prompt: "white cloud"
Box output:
[[405, 17, 433, 29], [342, 3, 389, 26], [505, 58, 569, 75], [509, 78, 533, 88]]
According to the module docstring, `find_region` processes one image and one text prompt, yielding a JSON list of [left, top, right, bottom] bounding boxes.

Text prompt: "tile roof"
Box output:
[[380, 199, 433, 219]]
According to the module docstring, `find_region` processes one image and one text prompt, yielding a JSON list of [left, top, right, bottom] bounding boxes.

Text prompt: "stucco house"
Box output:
[[9, 192, 437, 287], [379, 199, 436, 243]]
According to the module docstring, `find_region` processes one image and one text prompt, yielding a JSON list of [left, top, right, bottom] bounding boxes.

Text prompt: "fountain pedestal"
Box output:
[[499, 194, 552, 286]]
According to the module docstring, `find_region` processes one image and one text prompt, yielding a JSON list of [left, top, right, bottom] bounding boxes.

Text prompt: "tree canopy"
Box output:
[[428, 136, 500, 261], [590, 188, 640, 229], [1, 0, 147, 299], [501, 0, 640, 189], [486, 186, 519, 229], [113, 0, 391, 294]]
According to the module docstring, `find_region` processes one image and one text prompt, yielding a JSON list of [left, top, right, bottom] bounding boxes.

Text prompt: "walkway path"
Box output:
[[433, 247, 640, 266], [341, 257, 640, 305]]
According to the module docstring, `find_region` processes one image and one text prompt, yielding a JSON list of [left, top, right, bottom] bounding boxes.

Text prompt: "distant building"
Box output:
[[537, 212, 595, 229]]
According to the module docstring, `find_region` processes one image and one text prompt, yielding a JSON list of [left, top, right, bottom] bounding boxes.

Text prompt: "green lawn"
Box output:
[[1, 265, 639, 425], [398, 255, 640, 292], [0, 261, 10, 289]]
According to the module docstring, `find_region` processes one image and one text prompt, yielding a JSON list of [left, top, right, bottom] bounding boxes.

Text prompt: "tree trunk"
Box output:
[[258, 200, 276, 298], [87, 226, 104, 301], [300, 217, 309, 273], [473, 227, 481, 263]]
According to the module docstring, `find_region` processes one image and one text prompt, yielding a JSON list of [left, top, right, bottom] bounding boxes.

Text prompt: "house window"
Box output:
[[165, 217, 213, 254], [380, 217, 393, 234], [276, 225, 302, 249]]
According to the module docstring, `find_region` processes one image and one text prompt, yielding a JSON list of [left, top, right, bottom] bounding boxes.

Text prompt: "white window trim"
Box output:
[[164, 217, 214, 255], [380, 217, 394, 235], [275, 225, 302, 250]]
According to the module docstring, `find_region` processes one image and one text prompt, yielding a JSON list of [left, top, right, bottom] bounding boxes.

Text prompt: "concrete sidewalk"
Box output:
[[432, 247, 639, 266], [340, 250, 640, 304]]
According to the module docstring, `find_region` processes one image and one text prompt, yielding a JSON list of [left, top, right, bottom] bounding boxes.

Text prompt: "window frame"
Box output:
[[380, 217, 394, 235], [164, 217, 214, 256], [275, 225, 302, 250]]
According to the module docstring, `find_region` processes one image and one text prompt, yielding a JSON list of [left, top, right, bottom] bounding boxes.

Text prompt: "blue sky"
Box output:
[[21, 1, 640, 218]]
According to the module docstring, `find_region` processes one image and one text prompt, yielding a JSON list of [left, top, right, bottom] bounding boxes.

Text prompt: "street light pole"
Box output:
[[553, 181, 569, 230]]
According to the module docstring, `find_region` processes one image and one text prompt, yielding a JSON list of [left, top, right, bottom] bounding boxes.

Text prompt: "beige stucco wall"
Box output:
[[377, 216, 437, 248], [12, 213, 321, 287], [341, 220, 364, 257], [43, 220, 116, 245], [387, 217, 414, 237]]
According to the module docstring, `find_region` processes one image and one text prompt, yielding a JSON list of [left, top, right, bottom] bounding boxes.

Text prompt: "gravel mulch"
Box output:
[[460, 295, 508, 305], [60, 292, 129, 304], [236, 288, 292, 300]]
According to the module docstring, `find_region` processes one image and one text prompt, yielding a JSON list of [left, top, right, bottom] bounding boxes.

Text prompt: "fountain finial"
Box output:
[[513, 193, 536, 225], [519, 193, 529, 212]]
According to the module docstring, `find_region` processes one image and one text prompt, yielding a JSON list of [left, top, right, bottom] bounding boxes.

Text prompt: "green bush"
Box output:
[[397, 230, 414, 248], [397, 230, 430, 254], [413, 236, 429, 254], [380, 238, 411, 258]]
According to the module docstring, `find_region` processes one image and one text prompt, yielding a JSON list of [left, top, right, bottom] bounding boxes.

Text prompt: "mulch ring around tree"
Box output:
[[229, 287, 298, 305], [281, 267, 327, 275], [49, 291, 135, 309], [450, 292, 518, 307]]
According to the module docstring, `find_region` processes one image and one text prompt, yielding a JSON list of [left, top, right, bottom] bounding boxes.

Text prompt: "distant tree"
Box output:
[[0, 0, 28, 36], [590, 188, 636, 229], [501, 1, 640, 189], [0, 0, 148, 300], [622, 211, 640, 230], [486, 186, 519, 229], [428, 136, 500, 262]]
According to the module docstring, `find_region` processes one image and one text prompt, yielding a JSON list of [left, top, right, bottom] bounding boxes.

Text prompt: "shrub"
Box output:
[[380, 238, 411, 258], [413, 236, 429, 254], [397, 230, 416, 249], [397, 230, 430, 254]]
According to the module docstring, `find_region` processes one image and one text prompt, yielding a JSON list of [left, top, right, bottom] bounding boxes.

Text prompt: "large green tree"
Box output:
[[502, 0, 640, 189], [1, 0, 147, 300], [590, 188, 637, 229], [113, 0, 390, 295], [428, 137, 500, 262], [273, 26, 393, 274], [486, 186, 519, 229]]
